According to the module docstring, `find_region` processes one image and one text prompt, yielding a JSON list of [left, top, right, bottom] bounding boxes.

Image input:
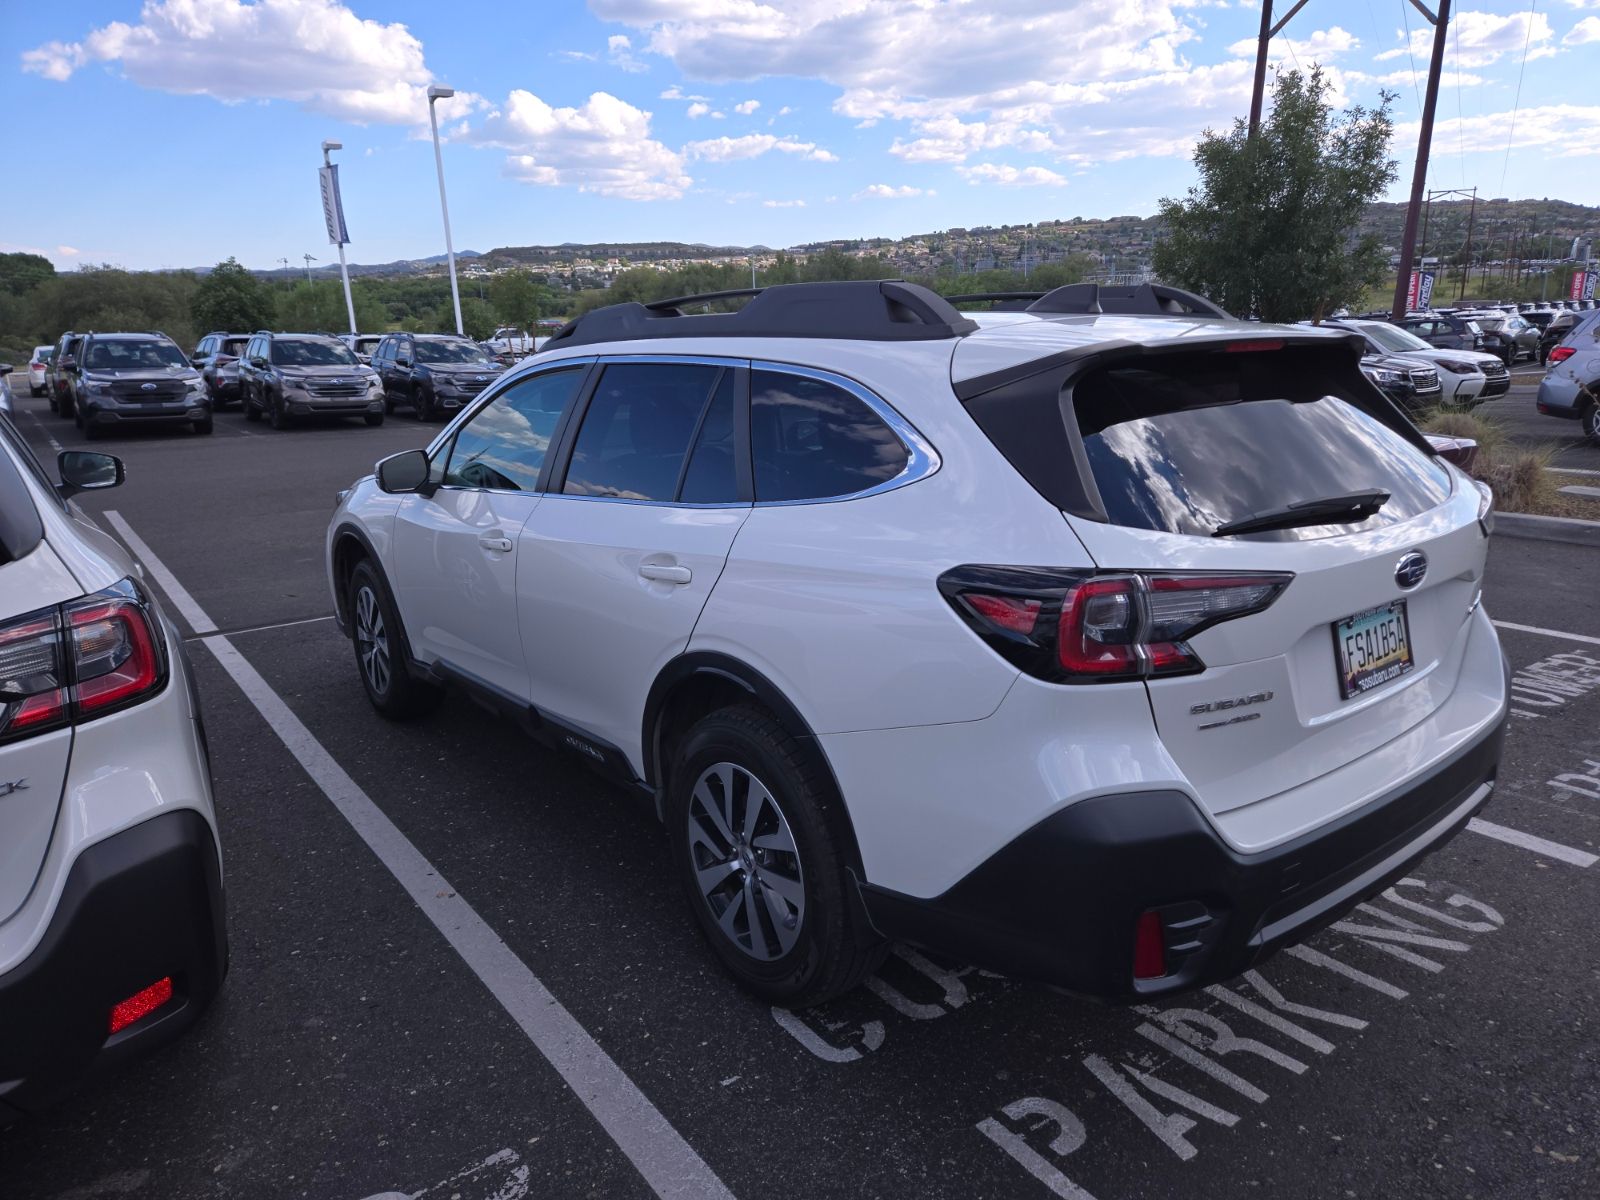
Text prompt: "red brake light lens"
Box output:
[[108, 976, 174, 1034], [1057, 578, 1142, 674], [69, 598, 162, 714], [0, 612, 69, 740], [1549, 346, 1575, 364], [964, 593, 1042, 636], [1133, 911, 1167, 979]]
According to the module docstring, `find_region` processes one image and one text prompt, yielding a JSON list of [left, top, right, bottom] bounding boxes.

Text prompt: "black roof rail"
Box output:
[[1024, 283, 1230, 318], [543, 280, 978, 349]]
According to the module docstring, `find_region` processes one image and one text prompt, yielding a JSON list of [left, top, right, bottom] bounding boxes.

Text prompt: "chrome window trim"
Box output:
[[748, 359, 940, 506]]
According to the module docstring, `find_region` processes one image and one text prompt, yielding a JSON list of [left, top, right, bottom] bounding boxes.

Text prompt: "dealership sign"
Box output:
[[1571, 271, 1596, 302], [1406, 270, 1436, 311], [319, 164, 350, 246]]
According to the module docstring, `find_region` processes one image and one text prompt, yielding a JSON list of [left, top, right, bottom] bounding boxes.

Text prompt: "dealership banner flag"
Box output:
[[1407, 270, 1436, 311], [319, 165, 350, 246], [1572, 271, 1596, 302]]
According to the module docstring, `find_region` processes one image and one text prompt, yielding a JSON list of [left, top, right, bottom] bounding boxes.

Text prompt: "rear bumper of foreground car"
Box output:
[[0, 811, 227, 1120], [859, 698, 1506, 1002]]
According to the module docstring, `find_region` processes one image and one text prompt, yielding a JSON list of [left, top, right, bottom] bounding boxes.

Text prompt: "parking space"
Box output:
[[1477, 369, 1600, 472], [2, 387, 1597, 1199]]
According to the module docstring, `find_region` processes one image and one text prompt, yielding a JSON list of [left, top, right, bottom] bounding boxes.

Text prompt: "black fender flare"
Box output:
[[641, 652, 866, 878]]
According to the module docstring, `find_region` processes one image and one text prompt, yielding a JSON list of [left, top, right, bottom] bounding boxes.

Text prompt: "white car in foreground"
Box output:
[[0, 423, 225, 1119], [327, 281, 1508, 1006], [1326, 318, 1509, 407]]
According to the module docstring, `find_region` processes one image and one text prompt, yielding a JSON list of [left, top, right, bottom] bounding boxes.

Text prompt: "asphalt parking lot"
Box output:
[[1, 374, 1597, 1200], [1479, 366, 1600, 472]]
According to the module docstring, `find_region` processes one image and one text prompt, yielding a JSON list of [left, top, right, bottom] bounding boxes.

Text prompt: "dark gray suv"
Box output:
[[237, 332, 386, 430], [70, 332, 212, 440]]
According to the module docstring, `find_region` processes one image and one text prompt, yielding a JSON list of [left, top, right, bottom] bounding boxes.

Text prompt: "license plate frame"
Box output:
[[1332, 599, 1415, 700]]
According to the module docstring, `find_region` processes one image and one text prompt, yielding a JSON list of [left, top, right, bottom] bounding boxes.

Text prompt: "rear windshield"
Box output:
[[222, 338, 250, 356], [35, 348, 55, 361], [1073, 351, 1452, 540]]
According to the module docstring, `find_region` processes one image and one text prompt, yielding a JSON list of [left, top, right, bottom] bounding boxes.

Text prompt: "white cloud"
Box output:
[[686, 101, 711, 118], [57, 245, 81, 257], [734, 99, 760, 114], [763, 199, 806, 208], [467, 90, 691, 199], [957, 163, 1068, 187], [1375, 10, 1555, 68], [659, 84, 709, 101], [557, 49, 598, 63], [21, 0, 481, 126], [854, 183, 929, 199], [684, 134, 837, 162], [1570, 16, 1600, 43], [1396, 104, 1600, 158], [607, 33, 647, 73], [1227, 25, 1359, 61]]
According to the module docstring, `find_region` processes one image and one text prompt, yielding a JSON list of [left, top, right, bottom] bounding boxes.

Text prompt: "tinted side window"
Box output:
[[751, 370, 909, 502], [678, 372, 738, 504], [563, 362, 722, 501], [443, 368, 585, 491]]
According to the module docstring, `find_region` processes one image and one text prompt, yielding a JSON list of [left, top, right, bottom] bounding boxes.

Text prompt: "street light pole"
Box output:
[[427, 85, 465, 336], [323, 140, 359, 336]]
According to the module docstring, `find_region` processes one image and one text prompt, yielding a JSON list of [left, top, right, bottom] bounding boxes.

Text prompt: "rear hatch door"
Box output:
[[1057, 341, 1485, 830]]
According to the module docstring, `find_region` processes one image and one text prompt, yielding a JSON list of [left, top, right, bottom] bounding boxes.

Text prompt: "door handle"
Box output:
[[478, 536, 513, 553], [638, 563, 692, 584]]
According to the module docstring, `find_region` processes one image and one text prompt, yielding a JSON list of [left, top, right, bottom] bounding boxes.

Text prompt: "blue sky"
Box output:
[[5, 1, 1599, 272]]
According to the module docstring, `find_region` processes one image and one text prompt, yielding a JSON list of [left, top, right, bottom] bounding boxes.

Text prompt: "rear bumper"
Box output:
[[1536, 374, 1588, 417], [0, 810, 226, 1119], [860, 702, 1506, 1002]]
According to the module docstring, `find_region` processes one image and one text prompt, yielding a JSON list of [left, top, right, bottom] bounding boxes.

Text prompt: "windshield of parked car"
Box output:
[[1360, 323, 1434, 354], [414, 340, 492, 364], [271, 340, 359, 366], [412, 340, 486, 364], [355, 337, 383, 354], [83, 339, 188, 370], [35, 348, 55, 362]]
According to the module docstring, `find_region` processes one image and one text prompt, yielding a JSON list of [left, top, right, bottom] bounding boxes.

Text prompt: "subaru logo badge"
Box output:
[[332, 377, 346, 384], [1395, 551, 1428, 590], [474, 375, 487, 382], [140, 382, 157, 391]]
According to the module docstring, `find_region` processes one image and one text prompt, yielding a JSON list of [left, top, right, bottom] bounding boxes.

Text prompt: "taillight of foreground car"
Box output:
[[0, 580, 165, 742], [938, 566, 1292, 683], [1548, 346, 1575, 364]]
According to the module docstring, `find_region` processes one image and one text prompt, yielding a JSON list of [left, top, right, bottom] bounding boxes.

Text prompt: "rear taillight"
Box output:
[[0, 581, 165, 743], [1549, 346, 1575, 364], [940, 565, 1291, 683]]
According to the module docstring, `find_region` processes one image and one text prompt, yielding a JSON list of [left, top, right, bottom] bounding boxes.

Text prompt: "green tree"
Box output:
[[487, 269, 552, 330], [275, 280, 386, 334], [190, 257, 275, 335], [459, 296, 496, 340], [0, 252, 56, 295], [1153, 67, 1397, 322]]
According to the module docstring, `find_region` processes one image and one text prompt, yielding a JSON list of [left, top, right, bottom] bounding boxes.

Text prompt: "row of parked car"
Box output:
[[25, 330, 514, 437], [1358, 300, 1596, 366]]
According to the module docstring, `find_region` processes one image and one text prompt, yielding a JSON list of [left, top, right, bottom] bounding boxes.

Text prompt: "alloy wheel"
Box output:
[[354, 585, 391, 696], [686, 762, 805, 961]]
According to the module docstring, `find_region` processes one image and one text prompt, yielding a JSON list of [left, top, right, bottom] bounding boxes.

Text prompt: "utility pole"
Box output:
[[1457, 186, 1477, 303], [1249, 1, 1313, 135], [277, 257, 291, 288], [1390, 0, 1453, 321], [302, 253, 317, 284]]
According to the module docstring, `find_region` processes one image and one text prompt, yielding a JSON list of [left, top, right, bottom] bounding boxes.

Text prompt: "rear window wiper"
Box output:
[[1212, 489, 1390, 537]]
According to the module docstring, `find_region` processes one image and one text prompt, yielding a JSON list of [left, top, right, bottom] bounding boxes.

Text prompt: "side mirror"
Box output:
[[395, 356, 412, 368], [376, 449, 432, 495], [252, 356, 268, 368], [58, 450, 124, 499]]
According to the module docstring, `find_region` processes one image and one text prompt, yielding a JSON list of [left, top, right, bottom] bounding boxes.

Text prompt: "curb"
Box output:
[[1494, 510, 1600, 548]]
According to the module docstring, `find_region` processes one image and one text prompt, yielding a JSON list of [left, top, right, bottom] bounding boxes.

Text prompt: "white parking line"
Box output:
[[1466, 818, 1598, 868], [1493, 620, 1600, 649], [103, 510, 736, 1200], [188, 614, 336, 640], [27, 411, 64, 454]]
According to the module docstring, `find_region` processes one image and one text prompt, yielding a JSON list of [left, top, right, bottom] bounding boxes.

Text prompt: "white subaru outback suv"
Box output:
[[0, 420, 225, 1119], [326, 281, 1509, 1006]]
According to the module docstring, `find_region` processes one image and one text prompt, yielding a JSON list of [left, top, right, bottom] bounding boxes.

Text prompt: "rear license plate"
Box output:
[[1333, 600, 1414, 699]]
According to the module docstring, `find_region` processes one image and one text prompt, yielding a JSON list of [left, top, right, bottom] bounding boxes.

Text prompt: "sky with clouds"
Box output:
[[5, 0, 1599, 271]]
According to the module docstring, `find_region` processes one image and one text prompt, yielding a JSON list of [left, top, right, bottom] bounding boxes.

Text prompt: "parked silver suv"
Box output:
[[1537, 309, 1600, 444]]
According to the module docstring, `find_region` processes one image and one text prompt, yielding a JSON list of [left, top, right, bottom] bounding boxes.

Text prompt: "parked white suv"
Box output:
[[0, 420, 225, 1118], [326, 281, 1509, 1005]]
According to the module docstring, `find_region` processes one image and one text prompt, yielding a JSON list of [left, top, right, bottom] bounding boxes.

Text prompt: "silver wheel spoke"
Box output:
[[687, 759, 806, 962]]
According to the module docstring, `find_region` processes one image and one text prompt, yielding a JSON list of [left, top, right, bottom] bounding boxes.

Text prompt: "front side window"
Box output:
[[443, 368, 586, 491], [751, 369, 909, 502], [82, 339, 187, 370], [563, 363, 724, 501], [270, 339, 358, 367]]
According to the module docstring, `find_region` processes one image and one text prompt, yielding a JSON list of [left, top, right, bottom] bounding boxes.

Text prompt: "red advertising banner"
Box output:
[[1571, 271, 1592, 302]]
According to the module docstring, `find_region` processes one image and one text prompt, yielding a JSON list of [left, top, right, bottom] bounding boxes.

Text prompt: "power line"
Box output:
[[1451, 6, 1466, 187], [1499, 0, 1538, 195], [1400, 0, 1423, 113]]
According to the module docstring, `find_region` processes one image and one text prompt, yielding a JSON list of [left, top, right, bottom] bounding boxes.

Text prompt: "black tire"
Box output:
[[412, 384, 433, 422], [29, 385, 42, 398], [668, 704, 884, 1007], [1582, 401, 1600, 448], [59, 392, 75, 420], [47, 390, 58, 414], [347, 559, 441, 720], [194, 416, 214, 434], [243, 382, 261, 422], [364, 411, 384, 427], [268, 390, 290, 430]]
